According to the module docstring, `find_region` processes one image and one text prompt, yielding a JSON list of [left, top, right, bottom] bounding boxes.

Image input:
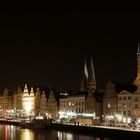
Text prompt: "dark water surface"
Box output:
[[0, 124, 119, 140]]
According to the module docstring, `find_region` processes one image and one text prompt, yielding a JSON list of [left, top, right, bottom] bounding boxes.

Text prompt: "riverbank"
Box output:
[[49, 122, 140, 139], [0, 119, 21, 126], [0, 120, 140, 139]]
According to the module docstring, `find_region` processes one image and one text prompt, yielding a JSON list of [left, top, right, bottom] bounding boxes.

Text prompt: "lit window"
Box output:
[[107, 103, 111, 108]]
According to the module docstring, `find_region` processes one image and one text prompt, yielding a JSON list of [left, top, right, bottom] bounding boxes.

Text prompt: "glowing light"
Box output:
[[123, 118, 126, 123], [67, 112, 77, 116], [116, 114, 123, 122], [35, 116, 44, 120], [83, 113, 96, 117], [21, 129, 34, 140], [127, 118, 131, 124]]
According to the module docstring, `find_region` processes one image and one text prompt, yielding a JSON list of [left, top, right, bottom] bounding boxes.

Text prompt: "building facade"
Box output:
[[103, 81, 118, 117], [35, 88, 41, 115], [117, 90, 132, 123], [46, 90, 58, 119], [40, 91, 47, 115], [22, 85, 35, 115], [14, 86, 23, 115]]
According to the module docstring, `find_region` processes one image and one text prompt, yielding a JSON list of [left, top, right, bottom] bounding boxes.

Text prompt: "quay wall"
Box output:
[[50, 123, 140, 139]]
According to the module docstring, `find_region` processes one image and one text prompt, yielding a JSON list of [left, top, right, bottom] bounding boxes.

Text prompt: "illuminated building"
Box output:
[[103, 81, 118, 117], [46, 90, 58, 119], [59, 94, 85, 119], [22, 84, 35, 115], [35, 88, 41, 115], [40, 91, 47, 115], [67, 95, 85, 114], [117, 90, 132, 123], [59, 98, 67, 114], [0, 88, 13, 117], [13, 86, 22, 115]]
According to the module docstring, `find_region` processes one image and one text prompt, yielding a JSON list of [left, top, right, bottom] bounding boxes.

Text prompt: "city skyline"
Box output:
[[0, 3, 140, 91]]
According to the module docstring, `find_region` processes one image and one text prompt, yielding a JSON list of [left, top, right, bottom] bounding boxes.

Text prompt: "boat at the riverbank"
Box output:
[[20, 118, 52, 129]]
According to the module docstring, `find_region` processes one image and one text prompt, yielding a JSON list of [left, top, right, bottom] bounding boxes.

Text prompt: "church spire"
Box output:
[[89, 57, 96, 82], [17, 86, 22, 94], [134, 43, 140, 86], [80, 60, 88, 92], [23, 84, 29, 96], [88, 57, 96, 92], [84, 60, 88, 80], [30, 87, 34, 96], [138, 43, 140, 54]]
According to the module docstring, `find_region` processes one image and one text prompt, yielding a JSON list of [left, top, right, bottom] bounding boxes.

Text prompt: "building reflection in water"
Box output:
[[57, 131, 100, 140], [0, 125, 109, 140], [0, 125, 18, 140], [21, 129, 34, 140]]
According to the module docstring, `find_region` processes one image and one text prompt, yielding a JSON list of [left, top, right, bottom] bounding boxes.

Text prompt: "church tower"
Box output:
[[80, 60, 88, 92], [134, 44, 140, 86], [85, 57, 97, 114], [88, 57, 96, 92]]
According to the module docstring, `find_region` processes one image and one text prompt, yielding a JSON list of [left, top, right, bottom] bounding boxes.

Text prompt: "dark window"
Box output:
[[128, 111, 131, 116], [123, 97, 126, 100], [123, 111, 126, 115], [135, 97, 138, 102], [135, 104, 138, 108], [119, 97, 122, 100], [128, 96, 131, 100], [81, 108, 83, 113]]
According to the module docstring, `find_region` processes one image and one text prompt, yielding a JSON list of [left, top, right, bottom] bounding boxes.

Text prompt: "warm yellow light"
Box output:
[[21, 129, 34, 140]]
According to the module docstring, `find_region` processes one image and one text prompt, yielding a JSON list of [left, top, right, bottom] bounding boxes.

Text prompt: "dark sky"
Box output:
[[0, 2, 140, 91]]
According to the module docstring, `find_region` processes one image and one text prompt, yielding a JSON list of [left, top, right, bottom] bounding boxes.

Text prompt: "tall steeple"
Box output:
[[17, 86, 22, 94], [30, 87, 34, 96], [23, 84, 29, 96], [84, 61, 88, 80], [80, 60, 88, 92], [134, 44, 140, 86], [88, 57, 96, 92]]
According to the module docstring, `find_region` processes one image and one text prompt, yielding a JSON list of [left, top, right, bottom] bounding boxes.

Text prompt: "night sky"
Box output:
[[0, 2, 140, 92]]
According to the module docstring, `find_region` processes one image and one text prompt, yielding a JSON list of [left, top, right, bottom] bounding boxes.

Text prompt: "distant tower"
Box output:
[[88, 57, 96, 92], [134, 44, 140, 86], [80, 60, 88, 92]]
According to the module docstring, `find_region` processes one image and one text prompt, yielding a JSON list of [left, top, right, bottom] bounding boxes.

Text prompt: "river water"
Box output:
[[0, 124, 118, 140]]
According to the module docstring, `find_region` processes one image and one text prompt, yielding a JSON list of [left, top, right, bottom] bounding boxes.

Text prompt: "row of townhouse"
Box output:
[[0, 84, 59, 119]]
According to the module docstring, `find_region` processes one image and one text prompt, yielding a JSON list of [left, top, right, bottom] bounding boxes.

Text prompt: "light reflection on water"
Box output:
[[0, 124, 110, 140], [21, 129, 34, 140]]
